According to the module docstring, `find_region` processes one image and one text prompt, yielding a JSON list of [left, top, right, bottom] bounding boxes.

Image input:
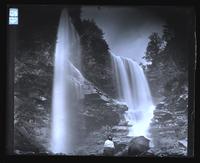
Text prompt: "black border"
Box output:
[[1, 0, 199, 162]]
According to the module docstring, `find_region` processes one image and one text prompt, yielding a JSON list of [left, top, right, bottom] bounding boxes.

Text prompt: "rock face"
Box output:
[[74, 78, 129, 140], [14, 46, 54, 153], [75, 19, 118, 98], [14, 11, 56, 153], [143, 31, 189, 157], [73, 117, 131, 156], [149, 90, 188, 156]]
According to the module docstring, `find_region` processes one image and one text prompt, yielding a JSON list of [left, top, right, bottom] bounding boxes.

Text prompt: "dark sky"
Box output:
[[10, 5, 192, 65], [81, 6, 165, 64]]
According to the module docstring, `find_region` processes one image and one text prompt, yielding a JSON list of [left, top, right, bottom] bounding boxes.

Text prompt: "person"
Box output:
[[103, 135, 115, 156]]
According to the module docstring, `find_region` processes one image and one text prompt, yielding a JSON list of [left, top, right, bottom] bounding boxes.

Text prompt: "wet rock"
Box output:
[[149, 89, 188, 156], [14, 126, 46, 153], [80, 90, 128, 134], [154, 110, 173, 121], [112, 126, 128, 132], [128, 136, 150, 156]]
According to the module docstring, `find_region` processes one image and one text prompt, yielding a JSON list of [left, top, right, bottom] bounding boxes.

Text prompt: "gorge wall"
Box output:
[[13, 6, 192, 156]]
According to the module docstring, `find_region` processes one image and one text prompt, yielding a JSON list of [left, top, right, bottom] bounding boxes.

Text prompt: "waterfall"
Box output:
[[50, 7, 155, 154], [111, 54, 155, 138], [50, 9, 83, 154]]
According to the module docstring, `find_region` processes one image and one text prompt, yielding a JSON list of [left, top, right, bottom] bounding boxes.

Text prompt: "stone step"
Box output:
[[159, 130, 176, 135], [112, 126, 129, 132], [113, 136, 133, 144], [118, 121, 129, 126], [112, 132, 128, 137]]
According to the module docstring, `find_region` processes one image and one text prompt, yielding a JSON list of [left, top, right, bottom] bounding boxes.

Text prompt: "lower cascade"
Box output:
[[111, 53, 155, 138]]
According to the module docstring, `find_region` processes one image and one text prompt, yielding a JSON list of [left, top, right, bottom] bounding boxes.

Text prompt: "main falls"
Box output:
[[112, 54, 155, 138], [50, 9, 83, 154]]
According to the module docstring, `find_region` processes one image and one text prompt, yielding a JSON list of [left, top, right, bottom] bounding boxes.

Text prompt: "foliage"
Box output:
[[143, 33, 163, 63], [144, 8, 194, 156]]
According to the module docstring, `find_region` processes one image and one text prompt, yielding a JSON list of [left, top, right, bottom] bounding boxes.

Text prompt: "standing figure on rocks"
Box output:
[[103, 135, 115, 156]]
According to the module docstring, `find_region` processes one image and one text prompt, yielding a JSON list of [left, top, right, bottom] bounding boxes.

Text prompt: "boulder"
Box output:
[[128, 136, 150, 156]]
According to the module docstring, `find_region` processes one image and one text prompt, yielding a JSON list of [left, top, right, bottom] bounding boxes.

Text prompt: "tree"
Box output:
[[143, 33, 162, 63]]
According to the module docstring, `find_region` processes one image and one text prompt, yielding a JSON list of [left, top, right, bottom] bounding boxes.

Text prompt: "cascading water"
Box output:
[[111, 53, 155, 138], [50, 9, 83, 154], [51, 7, 154, 154]]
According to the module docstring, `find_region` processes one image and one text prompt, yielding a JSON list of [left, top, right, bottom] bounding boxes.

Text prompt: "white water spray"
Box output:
[[50, 9, 83, 154], [111, 54, 155, 138]]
